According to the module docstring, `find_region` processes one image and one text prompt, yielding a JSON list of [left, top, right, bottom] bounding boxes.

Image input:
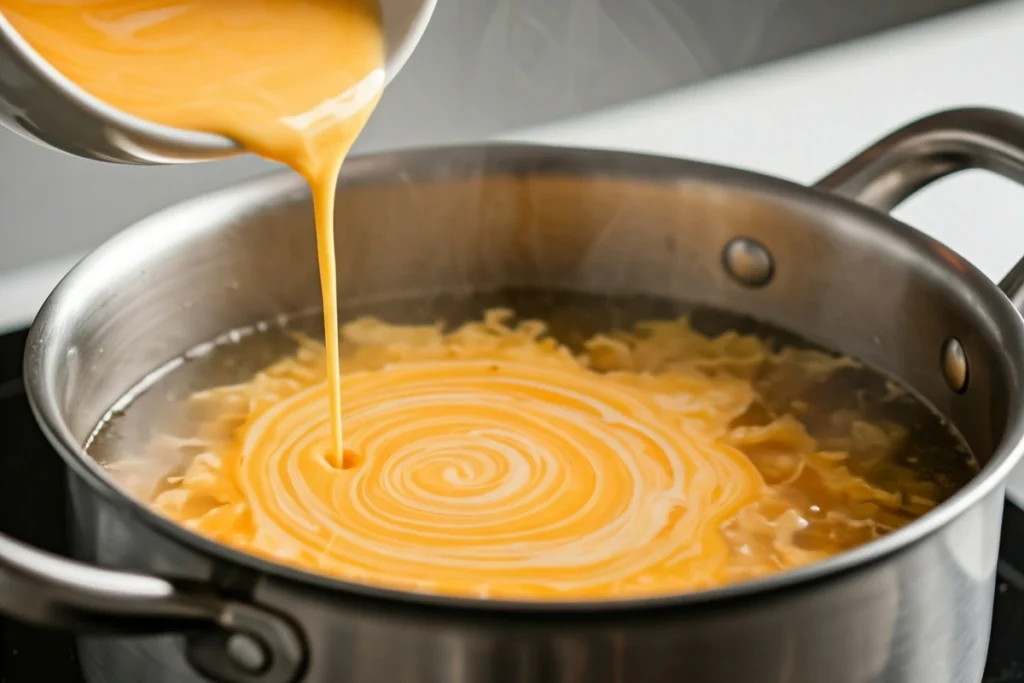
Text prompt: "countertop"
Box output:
[[2, 0, 1023, 496]]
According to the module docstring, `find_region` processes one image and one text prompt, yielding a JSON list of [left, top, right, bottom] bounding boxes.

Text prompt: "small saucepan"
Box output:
[[2, 108, 1024, 683]]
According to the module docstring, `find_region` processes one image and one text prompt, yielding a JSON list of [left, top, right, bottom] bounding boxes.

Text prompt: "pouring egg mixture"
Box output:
[[0, 0, 387, 469], [1, 0, 972, 600]]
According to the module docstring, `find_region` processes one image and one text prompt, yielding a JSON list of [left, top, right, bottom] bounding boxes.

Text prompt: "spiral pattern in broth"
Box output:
[[128, 309, 966, 599]]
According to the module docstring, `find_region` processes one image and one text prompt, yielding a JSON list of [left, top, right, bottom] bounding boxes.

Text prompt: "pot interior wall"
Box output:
[[34, 147, 1019, 469]]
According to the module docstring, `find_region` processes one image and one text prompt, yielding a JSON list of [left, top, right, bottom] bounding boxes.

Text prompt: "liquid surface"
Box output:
[[92, 295, 978, 600], [1, 0, 385, 463]]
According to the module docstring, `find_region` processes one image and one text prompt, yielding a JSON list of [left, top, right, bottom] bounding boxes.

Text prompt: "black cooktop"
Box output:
[[0, 326, 1022, 683]]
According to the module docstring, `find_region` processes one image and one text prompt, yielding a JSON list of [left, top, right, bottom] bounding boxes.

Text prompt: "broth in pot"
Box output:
[[89, 292, 977, 600]]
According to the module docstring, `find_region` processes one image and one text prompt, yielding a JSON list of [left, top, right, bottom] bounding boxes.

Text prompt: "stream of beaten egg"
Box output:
[[1, 0, 385, 465], [131, 311, 955, 599]]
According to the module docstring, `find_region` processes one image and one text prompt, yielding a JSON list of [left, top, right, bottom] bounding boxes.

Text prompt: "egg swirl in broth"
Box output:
[[229, 360, 757, 596], [136, 310, 966, 599]]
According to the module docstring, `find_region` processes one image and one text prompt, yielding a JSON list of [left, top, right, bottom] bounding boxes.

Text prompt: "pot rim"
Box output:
[[25, 142, 1024, 614]]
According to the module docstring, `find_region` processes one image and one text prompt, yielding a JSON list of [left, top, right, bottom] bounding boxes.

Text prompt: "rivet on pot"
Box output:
[[226, 632, 270, 674], [941, 337, 968, 394], [722, 237, 774, 288]]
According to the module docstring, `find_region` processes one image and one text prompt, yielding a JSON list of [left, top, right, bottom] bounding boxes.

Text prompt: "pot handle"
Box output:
[[0, 531, 305, 682], [814, 107, 1024, 305]]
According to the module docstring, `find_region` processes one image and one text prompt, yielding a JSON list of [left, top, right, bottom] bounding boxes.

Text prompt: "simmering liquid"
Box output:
[[1, 0, 385, 465], [90, 293, 978, 600]]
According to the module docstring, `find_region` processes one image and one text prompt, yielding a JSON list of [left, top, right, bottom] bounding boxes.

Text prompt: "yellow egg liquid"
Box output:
[[1, 0, 385, 466]]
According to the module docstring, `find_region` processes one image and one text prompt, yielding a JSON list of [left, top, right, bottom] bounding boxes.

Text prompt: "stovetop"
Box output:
[[0, 327, 1022, 683]]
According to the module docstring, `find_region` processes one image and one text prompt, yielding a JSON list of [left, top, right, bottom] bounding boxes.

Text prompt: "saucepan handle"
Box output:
[[0, 531, 305, 682], [814, 107, 1024, 305]]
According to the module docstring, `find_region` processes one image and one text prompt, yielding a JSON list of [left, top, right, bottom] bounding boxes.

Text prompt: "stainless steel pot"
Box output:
[[3, 107, 1024, 683]]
